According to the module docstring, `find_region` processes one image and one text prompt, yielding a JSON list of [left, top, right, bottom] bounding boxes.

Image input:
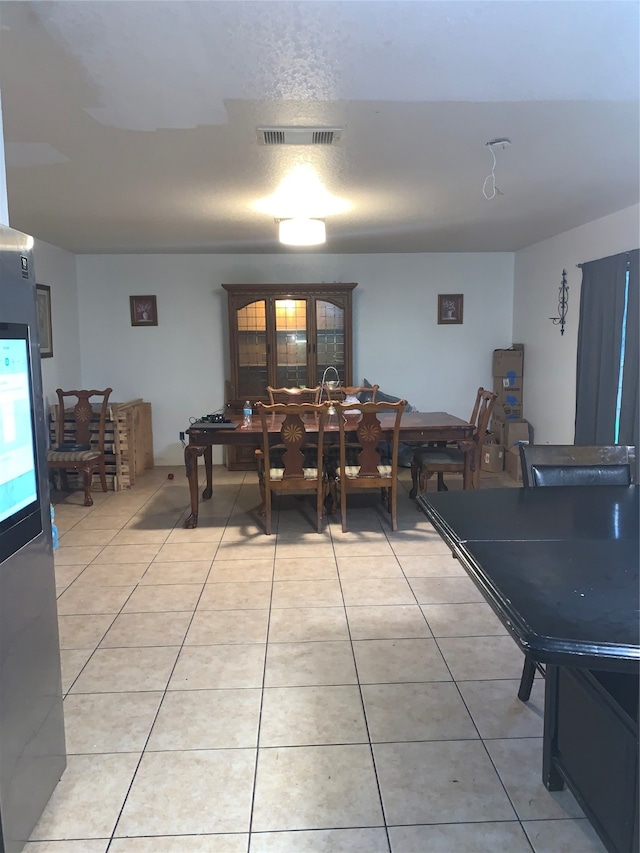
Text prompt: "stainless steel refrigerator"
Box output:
[[0, 223, 66, 853]]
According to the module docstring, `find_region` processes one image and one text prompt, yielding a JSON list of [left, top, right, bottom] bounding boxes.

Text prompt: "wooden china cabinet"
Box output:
[[222, 282, 356, 469]]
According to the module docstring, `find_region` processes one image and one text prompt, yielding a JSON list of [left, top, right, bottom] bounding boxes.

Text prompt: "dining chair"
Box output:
[[516, 442, 637, 702], [334, 399, 407, 532], [409, 387, 498, 497], [255, 401, 332, 535], [47, 388, 113, 506], [266, 386, 322, 404]]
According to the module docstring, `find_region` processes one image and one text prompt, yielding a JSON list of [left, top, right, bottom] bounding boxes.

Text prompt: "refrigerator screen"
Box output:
[[0, 323, 42, 558]]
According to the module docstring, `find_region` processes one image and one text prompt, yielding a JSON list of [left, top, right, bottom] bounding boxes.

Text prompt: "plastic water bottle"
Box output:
[[50, 504, 59, 550], [243, 400, 252, 428]]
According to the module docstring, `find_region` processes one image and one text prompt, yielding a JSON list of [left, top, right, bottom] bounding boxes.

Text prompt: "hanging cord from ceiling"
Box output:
[[482, 138, 511, 200]]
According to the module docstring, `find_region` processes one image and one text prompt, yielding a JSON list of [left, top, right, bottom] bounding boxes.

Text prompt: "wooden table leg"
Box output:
[[460, 440, 475, 489], [184, 444, 206, 528], [202, 445, 213, 500], [542, 664, 564, 791]]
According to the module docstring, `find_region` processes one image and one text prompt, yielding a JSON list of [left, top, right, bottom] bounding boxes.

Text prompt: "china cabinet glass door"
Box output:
[[236, 299, 267, 398], [274, 298, 308, 387], [315, 298, 345, 385]]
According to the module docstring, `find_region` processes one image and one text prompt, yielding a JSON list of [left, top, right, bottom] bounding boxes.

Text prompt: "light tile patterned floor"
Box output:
[[27, 467, 607, 852]]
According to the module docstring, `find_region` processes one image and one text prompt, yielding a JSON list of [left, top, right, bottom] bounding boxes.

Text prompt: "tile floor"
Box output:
[[27, 466, 607, 852]]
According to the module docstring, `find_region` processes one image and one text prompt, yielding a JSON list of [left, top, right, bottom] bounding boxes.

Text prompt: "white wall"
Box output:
[[33, 239, 81, 408], [513, 203, 640, 444], [76, 252, 514, 464], [0, 91, 8, 226], [24, 205, 640, 465]]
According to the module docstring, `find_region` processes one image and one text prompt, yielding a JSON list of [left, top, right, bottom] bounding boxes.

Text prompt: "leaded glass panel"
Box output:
[[237, 300, 267, 398], [316, 300, 345, 384], [275, 299, 307, 387]]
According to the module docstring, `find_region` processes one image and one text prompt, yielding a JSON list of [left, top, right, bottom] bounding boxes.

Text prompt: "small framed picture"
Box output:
[[437, 293, 464, 325], [36, 284, 53, 357], [130, 295, 158, 326]]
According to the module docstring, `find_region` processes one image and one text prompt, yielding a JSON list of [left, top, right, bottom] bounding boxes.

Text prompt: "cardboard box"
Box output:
[[492, 417, 531, 448], [492, 347, 524, 378], [481, 443, 505, 472], [505, 446, 522, 482], [493, 376, 524, 407], [506, 420, 531, 447], [490, 417, 504, 446], [493, 402, 524, 422]]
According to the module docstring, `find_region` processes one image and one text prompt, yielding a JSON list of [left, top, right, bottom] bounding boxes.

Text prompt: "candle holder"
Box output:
[[549, 269, 569, 336], [321, 366, 340, 415]]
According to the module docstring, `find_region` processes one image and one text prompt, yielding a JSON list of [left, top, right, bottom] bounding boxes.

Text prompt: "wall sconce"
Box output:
[[549, 269, 569, 336]]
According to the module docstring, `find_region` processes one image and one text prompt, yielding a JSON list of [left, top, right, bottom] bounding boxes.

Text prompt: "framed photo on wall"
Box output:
[[130, 295, 158, 326], [36, 284, 53, 357], [437, 293, 464, 325]]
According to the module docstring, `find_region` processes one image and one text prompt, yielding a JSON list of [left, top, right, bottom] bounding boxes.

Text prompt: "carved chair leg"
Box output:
[[437, 472, 448, 491], [325, 478, 337, 514], [409, 455, 420, 498], [472, 452, 481, 489], [390, 485, 398, 531], [316, 486, 325, 533], [258, 482, 267, 516], [341, 480, 348, 533], [98, 458, 108, 491], [418, 468, 434, 495], [60, 470, 69, 492], [518, 654, 537, 702], [256, 457, 267, 516], [263, 487, 272, 534], [322, 478, 334, 515], [81, 467, 94, 507]]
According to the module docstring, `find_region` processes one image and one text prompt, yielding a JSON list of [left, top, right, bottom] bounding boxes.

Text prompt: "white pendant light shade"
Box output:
[[279, 218, 326, 246]]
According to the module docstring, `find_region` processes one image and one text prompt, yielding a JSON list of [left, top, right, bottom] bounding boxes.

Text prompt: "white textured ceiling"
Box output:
[[0, 0, 638, 254]]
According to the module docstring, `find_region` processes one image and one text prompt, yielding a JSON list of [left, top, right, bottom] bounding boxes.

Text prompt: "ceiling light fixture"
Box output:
[[278, 218, 326, 246], [483, 138, 511, 200]]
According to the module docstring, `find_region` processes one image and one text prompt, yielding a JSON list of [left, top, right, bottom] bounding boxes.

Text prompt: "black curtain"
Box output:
[[575, 249, 639, 445], [618, 251, 639, 446]]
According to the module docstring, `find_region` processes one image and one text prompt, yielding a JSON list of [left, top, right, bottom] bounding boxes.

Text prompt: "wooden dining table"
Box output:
[[183, 411, 474, 528]]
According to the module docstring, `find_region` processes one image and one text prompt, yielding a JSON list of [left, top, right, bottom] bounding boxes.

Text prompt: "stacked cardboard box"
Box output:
[[480, 435, 505, 473], [482, 345, 532, 479], [504, 445, 523, 482], [492, 345, 524, 422]]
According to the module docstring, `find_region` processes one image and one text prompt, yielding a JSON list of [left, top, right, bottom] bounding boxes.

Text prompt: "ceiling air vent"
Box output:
[[257, 127, 342, 146]]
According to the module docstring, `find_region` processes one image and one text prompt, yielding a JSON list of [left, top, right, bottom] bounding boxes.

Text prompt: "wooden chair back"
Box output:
[[470, 387, 498, 442], [255, 401, 331, 534], [326, 384, 379, 403], [520, 444, 637, 488], [335, 399, 406, 532], [53, 388, 111, 451], [267, 386, 322, 404]]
